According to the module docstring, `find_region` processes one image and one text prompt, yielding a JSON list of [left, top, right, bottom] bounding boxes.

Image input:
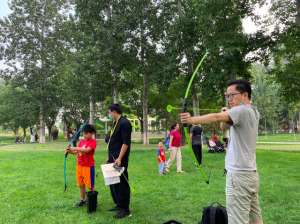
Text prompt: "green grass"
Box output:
[[0, 135, 15, 146], [0, 142, 299, 224], [257, 133, 300, 142], [256, 143, 300, 151]]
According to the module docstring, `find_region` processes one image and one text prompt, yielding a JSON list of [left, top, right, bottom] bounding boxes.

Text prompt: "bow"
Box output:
[[182, 52, 209, 184], [182, 52, 210, 184], [64, 120, 89, 192]]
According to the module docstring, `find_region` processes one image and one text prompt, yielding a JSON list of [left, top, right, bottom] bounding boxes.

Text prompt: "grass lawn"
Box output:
[[256, 143, 300, 151], [257, 133, 300, 142], [0, 135, 15, 146], [0, 141, 299, 224]]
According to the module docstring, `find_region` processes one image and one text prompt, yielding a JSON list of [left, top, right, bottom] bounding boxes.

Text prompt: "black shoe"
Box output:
[[114, 209, 132, 219], [108, 206, 121, 212], [75, 200, 87, 207]]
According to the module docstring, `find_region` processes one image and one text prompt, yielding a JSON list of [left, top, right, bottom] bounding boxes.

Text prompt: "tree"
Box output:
[[0, 84, 38, 137], [251, 64, 281, 133], [260, 1, 300, 104], [118, 0, 166, 144], [0, 0, 71, 143]]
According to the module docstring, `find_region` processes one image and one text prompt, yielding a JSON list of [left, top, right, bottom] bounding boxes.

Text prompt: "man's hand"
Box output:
[[114, 157, 122, 166], [180, 112, 193, 124]]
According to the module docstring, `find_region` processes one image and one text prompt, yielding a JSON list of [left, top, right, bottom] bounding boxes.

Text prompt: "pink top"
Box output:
[[170, 129, 181, 147]]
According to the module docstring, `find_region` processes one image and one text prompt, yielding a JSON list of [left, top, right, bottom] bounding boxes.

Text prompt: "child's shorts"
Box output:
[[76, 165, 95, 190]]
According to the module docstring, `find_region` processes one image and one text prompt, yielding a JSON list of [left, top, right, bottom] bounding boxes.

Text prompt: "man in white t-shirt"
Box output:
[[180, 80, 263, 224]]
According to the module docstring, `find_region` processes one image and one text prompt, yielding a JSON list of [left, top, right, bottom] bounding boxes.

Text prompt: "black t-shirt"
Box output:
[[108, 116, 132, 167], [191, 126, 202, 145]]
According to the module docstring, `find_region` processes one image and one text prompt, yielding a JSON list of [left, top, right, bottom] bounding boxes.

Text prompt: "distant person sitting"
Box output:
[[208, 131, 225, 152], [190, 125, 203, 165], [211, 131, 224, 148], [207, 138, 218, 153]]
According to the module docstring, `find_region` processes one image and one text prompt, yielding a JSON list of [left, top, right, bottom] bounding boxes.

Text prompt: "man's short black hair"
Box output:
[[109, 103, 122, 114], [227, 79, 252, 99], [83, 124, 96, 134]]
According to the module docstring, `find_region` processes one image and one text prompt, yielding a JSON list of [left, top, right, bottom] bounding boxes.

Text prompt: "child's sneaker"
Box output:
[[75, 200, 87, 207]]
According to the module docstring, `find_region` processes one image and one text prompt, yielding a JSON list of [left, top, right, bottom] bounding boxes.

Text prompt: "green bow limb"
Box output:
[[182, 52, 210, 184]]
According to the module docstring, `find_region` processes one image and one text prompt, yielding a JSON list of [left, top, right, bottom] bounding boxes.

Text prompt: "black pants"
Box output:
[[192, 144, 202, 165], [109, 168, 130, 211]]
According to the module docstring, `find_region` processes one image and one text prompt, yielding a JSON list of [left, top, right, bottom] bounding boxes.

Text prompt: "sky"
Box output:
[[0, 0, 10, 18]]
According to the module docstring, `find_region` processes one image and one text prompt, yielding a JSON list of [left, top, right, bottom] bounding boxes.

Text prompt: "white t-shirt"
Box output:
[[225, 104, 260, 172]]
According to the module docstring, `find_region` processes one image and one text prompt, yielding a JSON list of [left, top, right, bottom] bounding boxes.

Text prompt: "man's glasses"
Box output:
[[224, 92, 241, 100]]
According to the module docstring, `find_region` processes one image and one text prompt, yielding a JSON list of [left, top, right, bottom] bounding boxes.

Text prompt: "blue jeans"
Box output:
[[158, 163, 165, 174]]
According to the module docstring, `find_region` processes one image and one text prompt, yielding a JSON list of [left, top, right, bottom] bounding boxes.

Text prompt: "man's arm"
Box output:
[[115, 144, 128, 166], [115, 120, 132, 166], [180, 111, 231, 125], [220, 107, 231, 131]]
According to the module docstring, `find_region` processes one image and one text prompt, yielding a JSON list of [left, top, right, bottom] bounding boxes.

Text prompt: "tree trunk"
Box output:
[[47, 126, 53, 141], [63, 120, 68, 139], [13, 128, 19, 143], [177, 0, 182, 17], [140, 13, 149, 145], [192, 92, 200, 116], [142, 72, 149, 145], [39, 108, 46, 144], [139, 118, 143, 143], [13, 128, 18, 137], [298, 111, 300, 130], [108, 4, 118, 104], [296, 0, 300, 26], [22, 128, 26, 139], [89, 96, 95, 125], [113, 85, 118, 103]]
